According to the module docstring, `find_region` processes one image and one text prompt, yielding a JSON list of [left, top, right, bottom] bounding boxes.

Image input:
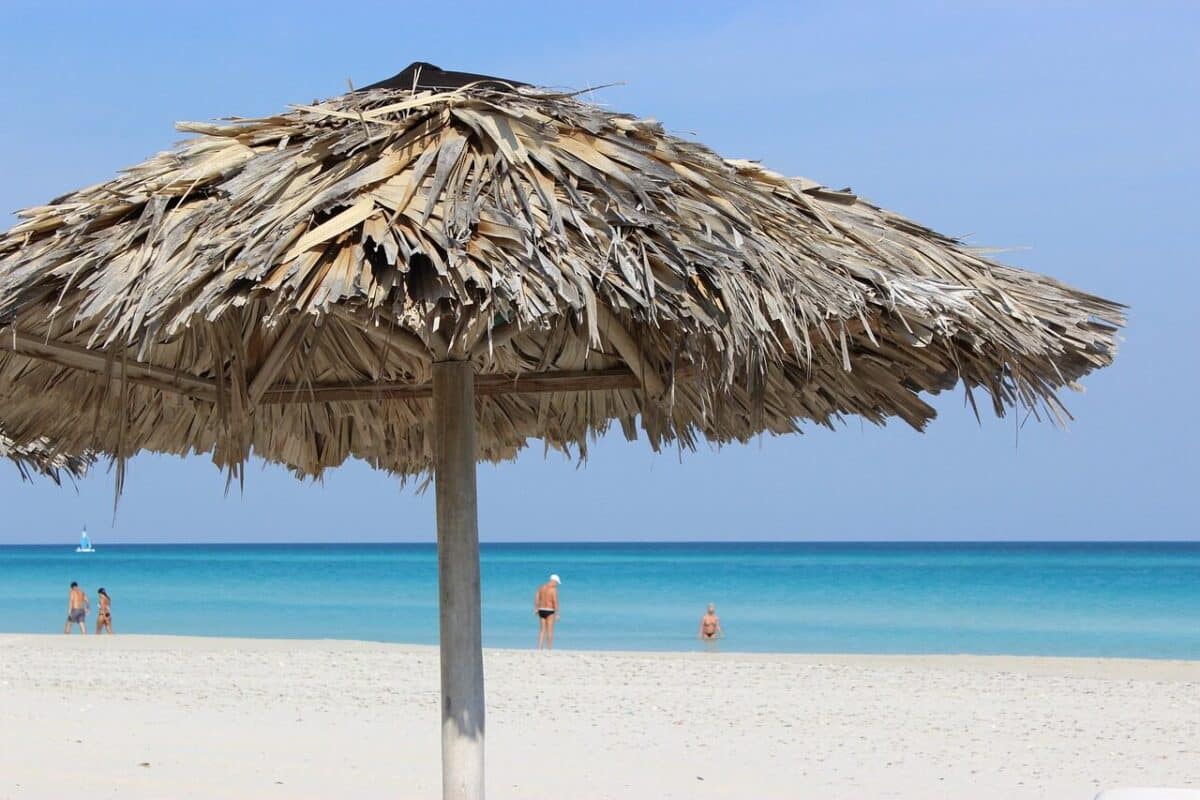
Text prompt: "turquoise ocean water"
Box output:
[[1, 542, 1196, 658]]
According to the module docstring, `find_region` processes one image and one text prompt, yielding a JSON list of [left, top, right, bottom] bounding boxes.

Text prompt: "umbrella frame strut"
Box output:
[[433, 360, 485, 800]]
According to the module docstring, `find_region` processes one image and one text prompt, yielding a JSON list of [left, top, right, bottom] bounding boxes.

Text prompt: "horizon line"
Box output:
[[2, 539, 1196, 546]]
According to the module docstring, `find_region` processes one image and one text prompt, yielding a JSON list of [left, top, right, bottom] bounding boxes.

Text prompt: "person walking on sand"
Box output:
[[534, 574, 561, 650], [64, 581, 89, 634], [95, 587, 113, 635], [698, 603, 722, 641]]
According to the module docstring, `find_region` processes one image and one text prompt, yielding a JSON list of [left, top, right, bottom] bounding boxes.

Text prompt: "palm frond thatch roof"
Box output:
[[1, 431, 90, 483], [0, 66, 1123, 478]]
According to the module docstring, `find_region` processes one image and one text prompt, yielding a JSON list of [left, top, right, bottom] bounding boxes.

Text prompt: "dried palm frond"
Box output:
[[1, 431, 90, 483], [0, 64, 1123, 479]]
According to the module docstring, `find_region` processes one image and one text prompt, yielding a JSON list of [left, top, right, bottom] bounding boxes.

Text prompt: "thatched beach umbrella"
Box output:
[[1, 430, 90, 483], [0, 62, 1121, 798]]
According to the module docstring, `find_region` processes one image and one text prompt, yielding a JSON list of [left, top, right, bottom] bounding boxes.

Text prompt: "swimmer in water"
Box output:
[[698, 603, 722, 640]]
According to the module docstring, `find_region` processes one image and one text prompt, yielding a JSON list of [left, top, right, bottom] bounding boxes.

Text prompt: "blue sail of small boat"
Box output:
[[76, 526, 94, 552]]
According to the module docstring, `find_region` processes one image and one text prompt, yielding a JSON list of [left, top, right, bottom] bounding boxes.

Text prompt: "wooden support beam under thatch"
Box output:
[[247, 314, 313, 405], [0, 330, 683, 404], [259, 366, 690, 404], [0, 329, 218, 401], [593, 304, 667, 399]]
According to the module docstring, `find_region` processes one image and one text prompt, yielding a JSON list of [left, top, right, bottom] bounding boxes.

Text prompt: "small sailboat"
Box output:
[[75, 526, 95, 553]]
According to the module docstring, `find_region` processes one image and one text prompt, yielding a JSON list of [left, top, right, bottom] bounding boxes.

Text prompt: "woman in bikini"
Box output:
[[95, 587, 113, 634], [697, 603, 722, 641]]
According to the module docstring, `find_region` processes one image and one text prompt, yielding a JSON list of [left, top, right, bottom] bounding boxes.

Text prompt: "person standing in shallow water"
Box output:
[[698, 603, 722, 641], [533, 574, 561, 650], [95, 588, 113, 634], [64, 582, 88, 634]]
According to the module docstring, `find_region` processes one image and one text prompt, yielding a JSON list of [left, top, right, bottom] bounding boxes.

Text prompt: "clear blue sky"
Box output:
[[0, 2, 1195, 543]]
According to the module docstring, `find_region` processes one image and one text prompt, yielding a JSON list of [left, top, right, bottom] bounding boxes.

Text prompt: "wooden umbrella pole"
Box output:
[[432, 360, 485, 800]]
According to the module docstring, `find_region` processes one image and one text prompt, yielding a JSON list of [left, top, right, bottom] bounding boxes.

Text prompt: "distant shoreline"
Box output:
[[5, 631, 1198, 665]]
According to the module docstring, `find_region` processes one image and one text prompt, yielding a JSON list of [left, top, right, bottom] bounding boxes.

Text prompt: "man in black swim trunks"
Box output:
[[533, 574, 561, 650]]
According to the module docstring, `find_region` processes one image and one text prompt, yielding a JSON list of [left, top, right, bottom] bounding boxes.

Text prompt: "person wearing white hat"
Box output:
[[533, 574, 562, 650]]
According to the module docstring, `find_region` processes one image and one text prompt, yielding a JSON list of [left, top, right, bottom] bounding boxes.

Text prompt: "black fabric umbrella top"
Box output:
[[361, 62, 526, 93]]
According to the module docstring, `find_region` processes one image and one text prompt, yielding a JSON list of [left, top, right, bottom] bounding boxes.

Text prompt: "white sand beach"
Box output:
[[0, 635, 1196, 799]]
